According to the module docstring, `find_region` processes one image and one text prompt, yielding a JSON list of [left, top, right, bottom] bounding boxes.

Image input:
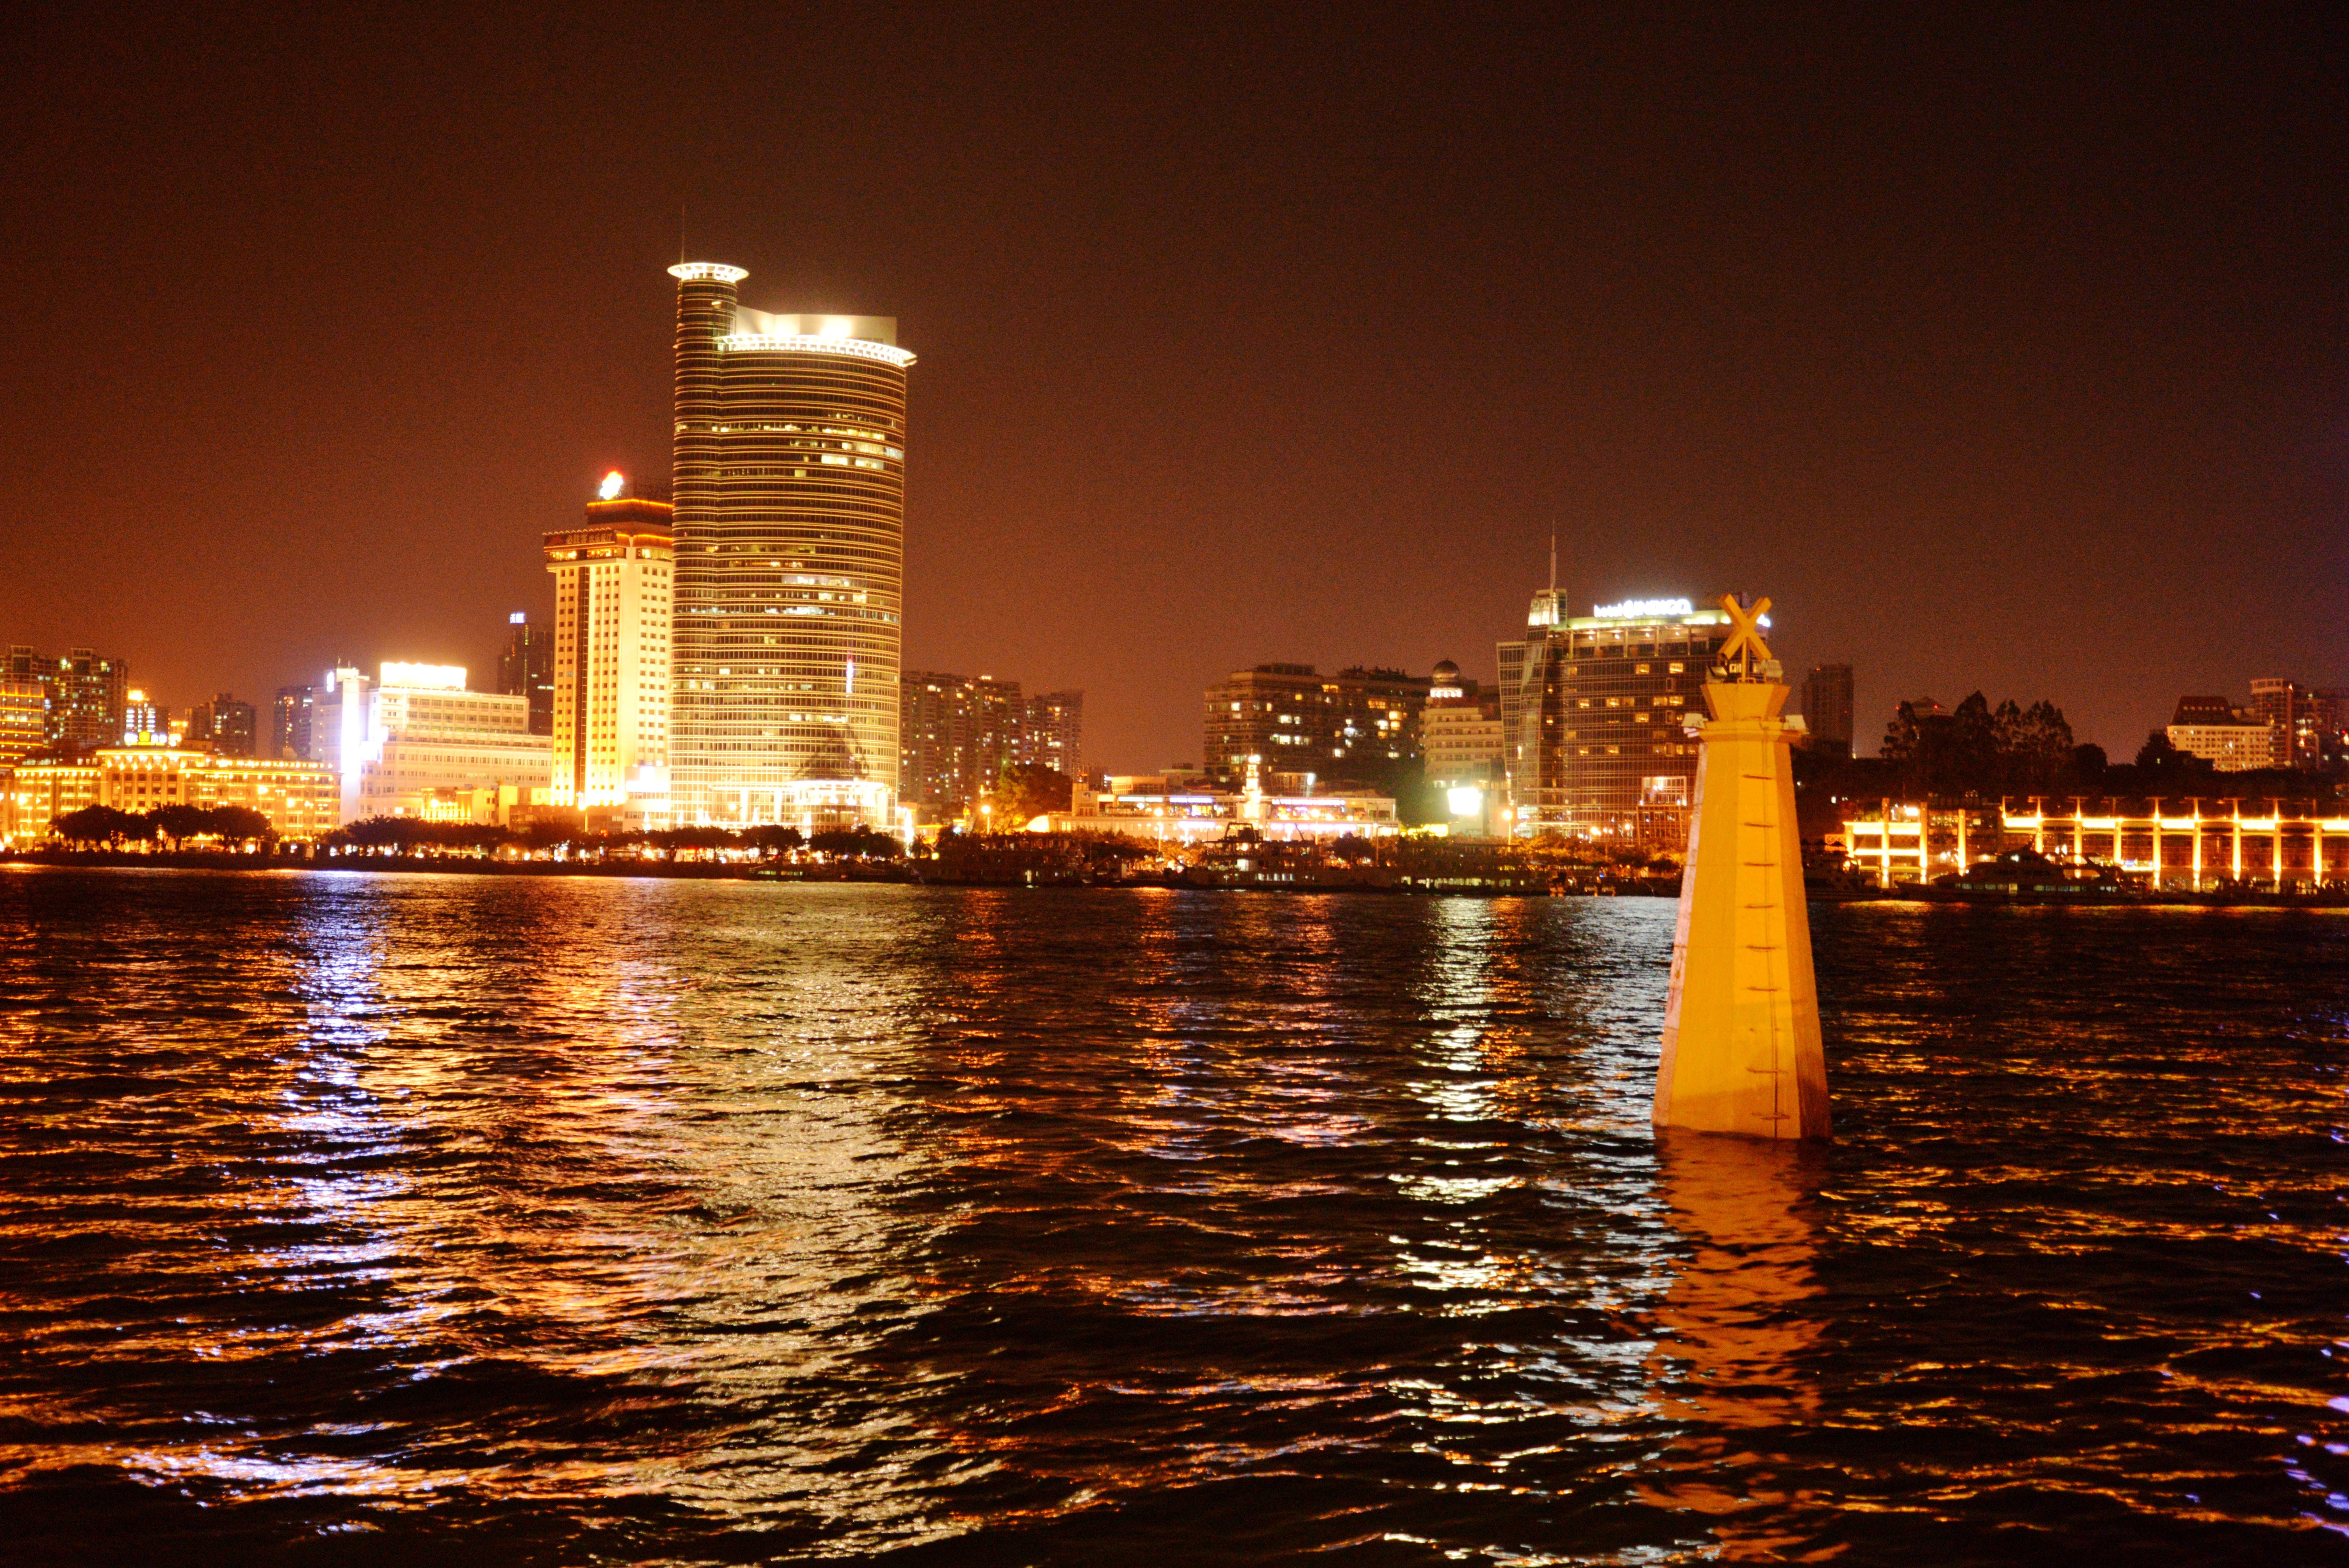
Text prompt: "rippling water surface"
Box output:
[[0, 868, 2344, 1564]]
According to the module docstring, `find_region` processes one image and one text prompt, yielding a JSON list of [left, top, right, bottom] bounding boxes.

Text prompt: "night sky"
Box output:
[[2, 5, 2342, 769]]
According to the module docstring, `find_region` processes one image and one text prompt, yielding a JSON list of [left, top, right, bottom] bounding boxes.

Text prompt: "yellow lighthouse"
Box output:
[[1654, 595, 1831, 1141]]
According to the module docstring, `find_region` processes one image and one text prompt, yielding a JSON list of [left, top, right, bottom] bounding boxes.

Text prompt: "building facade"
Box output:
[[1421, 659, 1506, 836], [273, 685, 314, 761], [897, 671, 1085, 816], [668, 262, 914, 829], [1800, 662, 1855, 753], [1, 748, 338, 843], [187, 693, 258, 757], [0, 680, 43, 768], [499, 613, 556, 736], [544, 478, 674, 826], [2167, 695, 2278, 772], [1023, 689, 1084, 779], [312, 664, 553, 824], [7, 646, 128, 750], [1499, 595, 1731, 846], [1202, 664, 1430, 786]]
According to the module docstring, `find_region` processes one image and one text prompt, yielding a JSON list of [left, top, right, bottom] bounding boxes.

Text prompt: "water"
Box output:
[[0, 868, 2343, 1564]]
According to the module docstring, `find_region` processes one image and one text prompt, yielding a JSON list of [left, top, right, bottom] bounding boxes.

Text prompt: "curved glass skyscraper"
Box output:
[[667, 262, 914, 827]]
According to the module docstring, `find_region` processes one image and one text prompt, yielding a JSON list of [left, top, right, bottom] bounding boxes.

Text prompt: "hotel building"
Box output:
[[667, 262, 914, 829], [544, 474, 674, 827], [1499, 594, 1735, 846], [311, 663, 552, 824], [2165, 696, 2278, 772]]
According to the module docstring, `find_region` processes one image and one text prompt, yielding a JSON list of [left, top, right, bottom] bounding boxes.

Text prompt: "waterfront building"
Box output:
[[1201, 664, 1430, 786], [186, 693, 257, 757], [7, 647, 129, 750], [667, 262, 914, 829], [272, 684, 314, 761], [0, 758, 98, 843], [1841, 794, 2349, 892], [498, 613, 556, 736], [312, 663, 553, 824], [544, 475, 674, 828], [1039, 772, 1401, 846], [2166, 695, 2278, 771], [1800, 662, 1854, 753], [0, 680, 44, 767], [1421, 658, 1506, 836], [0, 748, 339, 843], [1499, 595, 1732, 847]]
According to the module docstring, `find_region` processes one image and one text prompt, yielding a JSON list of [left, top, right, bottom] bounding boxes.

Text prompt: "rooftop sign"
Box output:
[[1592, 597, 1694, 620]]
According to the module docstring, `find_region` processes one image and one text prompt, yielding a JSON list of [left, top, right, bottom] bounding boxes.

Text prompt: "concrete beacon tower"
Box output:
[[1655, 595, 1830, 1141]]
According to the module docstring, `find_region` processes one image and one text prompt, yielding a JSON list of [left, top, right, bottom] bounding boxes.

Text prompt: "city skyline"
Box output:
[[1, 10, 2343, 772]]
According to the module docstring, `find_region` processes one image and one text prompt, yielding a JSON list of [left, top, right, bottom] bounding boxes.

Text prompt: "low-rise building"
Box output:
[[1, 747, 339, 842], [1035, 770, 1399, 846], [313, 663, 554, 824]]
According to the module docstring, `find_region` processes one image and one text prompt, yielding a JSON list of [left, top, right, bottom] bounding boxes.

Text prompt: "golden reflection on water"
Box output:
[[1642, 1133, 1834, 1562]]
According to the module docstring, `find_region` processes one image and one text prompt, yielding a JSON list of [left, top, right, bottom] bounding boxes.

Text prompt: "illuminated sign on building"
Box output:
[[1592, 597, 1695, 620], [379, 663, 467, 691]]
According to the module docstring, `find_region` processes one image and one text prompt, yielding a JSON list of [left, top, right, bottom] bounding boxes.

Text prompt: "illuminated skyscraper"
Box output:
[[667, 262, 914, 828], [1499, 595, 1732, 846], [544, 473, 674, 825]]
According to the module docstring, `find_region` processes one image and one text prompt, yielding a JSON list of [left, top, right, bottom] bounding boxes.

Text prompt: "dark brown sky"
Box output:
[[2, 4, 2343, 768]]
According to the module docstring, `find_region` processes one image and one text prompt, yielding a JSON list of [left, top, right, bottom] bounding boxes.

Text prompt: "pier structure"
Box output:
[[1840, 797, 2349, 891], [1656, 596, 1830, 1142]]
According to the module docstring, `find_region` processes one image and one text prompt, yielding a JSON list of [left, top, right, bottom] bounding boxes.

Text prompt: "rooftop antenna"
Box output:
[[679, 203, 687, 265], [1548, 529, 1558, 593]]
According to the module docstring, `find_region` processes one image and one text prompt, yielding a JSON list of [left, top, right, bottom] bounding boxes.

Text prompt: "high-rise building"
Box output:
[[0, 681, 44, 767], [667, 262, 914, 829], [8, 646, 127, 751], [1202, 664, 1431, 786], [273, 685, 314, 761], [2247, 678, 2326, 770], [1023, 690, 1084, 779], [1800, 662, 1855, 754], [187, 693, 258, 757], [900, 671, 978, 811], [499, 613, 556, 736], [544, 474, 674, 825], [895, 672, 1082, 815], [1499, 594, 1734, 846]]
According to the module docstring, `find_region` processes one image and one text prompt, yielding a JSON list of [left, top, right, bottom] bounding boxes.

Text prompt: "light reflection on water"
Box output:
[[0, 869, 2344, 1562]]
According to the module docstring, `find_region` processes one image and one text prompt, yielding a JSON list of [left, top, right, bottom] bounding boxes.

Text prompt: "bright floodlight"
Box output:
[[599, 470, 625, 501], [1447, 785, 1484, 818]]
